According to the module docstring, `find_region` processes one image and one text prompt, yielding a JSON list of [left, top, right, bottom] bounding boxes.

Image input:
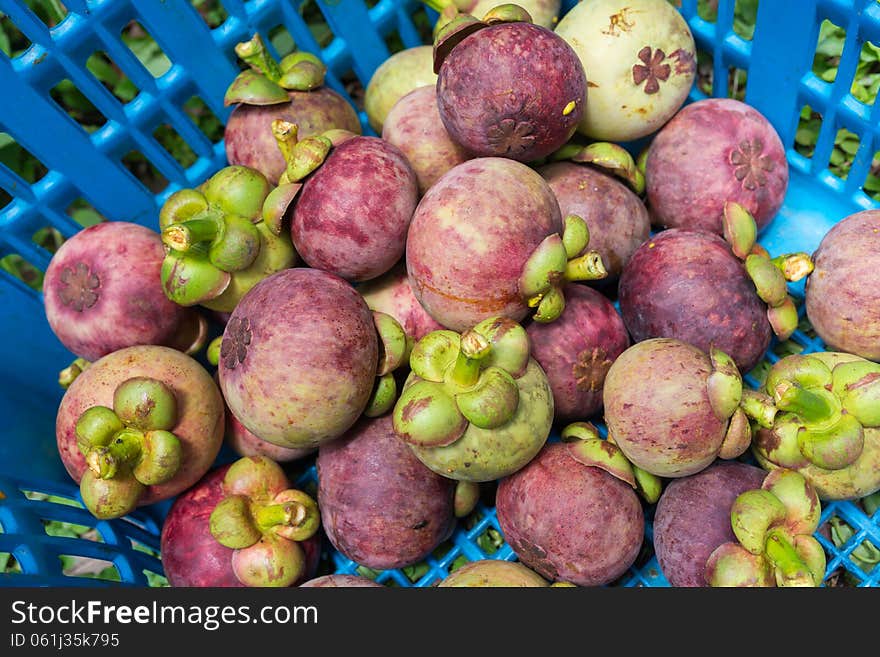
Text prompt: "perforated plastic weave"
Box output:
[[1, 0, 879, 587]]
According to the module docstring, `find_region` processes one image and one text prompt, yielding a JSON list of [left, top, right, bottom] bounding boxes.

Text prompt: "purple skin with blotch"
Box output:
[[618, 229, 772, 373], [225, 88, 361, 185], [539, 161, 651, 282], [653, 461, 766, 587], [300, 575, 383, 588], [160, 466, 321, 587], [292, 136, 419, 282], [317, 414, 457, 571], [526, 284, 630, 422], [43, 222, 193, 362], [218, 268, 378, 450], [646, 97, 788, 235], [437, 22, 586, 162], [406, 157, 563, 332], [496, 443, 644, 586], [357, 262, 444, 341], [382, 85, 471, 196]]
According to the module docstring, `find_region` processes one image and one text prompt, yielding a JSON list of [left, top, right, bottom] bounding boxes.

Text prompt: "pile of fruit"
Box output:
[[45, 0, 880, 587]]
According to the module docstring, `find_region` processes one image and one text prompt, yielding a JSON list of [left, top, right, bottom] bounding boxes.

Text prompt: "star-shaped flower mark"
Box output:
[[730, 138, 776, 190], [222, 316, 252, 370], [58, 262, 101, 312], [486, 118, 537, 156], [632, 46, 671, 94]]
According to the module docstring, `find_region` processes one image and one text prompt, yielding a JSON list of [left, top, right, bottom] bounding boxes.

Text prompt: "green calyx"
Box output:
[[706, 469, 823, 587], [433, 13, 489, 74], [481, 4, 533, 24], [705, 347, 762, 462], [755, 353, 874, 472], [272, 119, 332, 185], [59, 357, 90, 389], [723, 203, 810, 341], [567, 142, 645, 195], [561, 422, 662, 503], [209, 456, 320, 587], [160, 166, 297, 310], [454, 481, 481, 518], [364, 312, 413, 418], [520, 215, 607, 323], [224, 34, 327, 107], [75, 378, 183, 519], [393, 317, 530, 448]]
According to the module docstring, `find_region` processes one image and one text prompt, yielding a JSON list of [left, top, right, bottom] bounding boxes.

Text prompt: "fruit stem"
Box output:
[[771, 253, 814, 282], [565, 251, 607, 281], [253, 501, 308, 532], [161, 216, 220, 253], [449, 330, 491, 388], [234, 34, 283, 83], [85, 428, 142, 480], [739, 389, 778, 429], [773, 382, 835, 424], [765, 527, 815, 587], [272, 119, 299, 166]]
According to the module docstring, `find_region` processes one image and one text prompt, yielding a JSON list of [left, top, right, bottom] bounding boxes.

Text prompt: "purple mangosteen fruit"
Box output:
[[526, 283, 630, 422], [160, 457, 322, 587], [55, 345, 224, 519], [433, 8, 586, 162], [805, 210, 880, 361], [226, 408, 314, 463], [223, 34, 360, 185], [364, 45, 438, 134], [495, 439, 646, 586], [752, 351, 880, 501], [407, 157, 608, 331], [300, 575, 384, 588], [603, 338, 778, 478], [218, 268, 380, 450], [288, 134, 419, 282], [392, 317, 554, 482], [619, 203, 813, 372], [382, 85, 471, 195], [539, 160, 650, 281], [159, 164, 297, 313], [438, 559, 549, 587], [43, 222, 206, 362], [646, 97, 789, 235], [317, 414, 456, 570], [358, 262, 444, 341], [554, 0, 696, 142], [655, 465, 825, 587]]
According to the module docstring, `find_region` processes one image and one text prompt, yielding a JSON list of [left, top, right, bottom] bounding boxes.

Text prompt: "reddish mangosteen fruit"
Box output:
[[526, 283, 630, 422], [618, 203, 813, 372], [382, 85, 471, 195], [407, 157, 608, 331], [225, 408, 314, 463], [55, 345, 224, 519], [300, 575, 384, 587], [43, 222, 206, 363], [434, 8, 587, 162], [160, 457, 322, 587], [364, 45, 438, 134], [603, 338, 778, 478], [805, 210, 880, 362], [539, 160, 650, 282], [223, 34, 360, 185], [218, 268, 379, 450], [646, 97, 788, 235], [358, 262, 444, 341], [438, 559, 549, 587], [495, 438, 647, 586], [317, 414, 457, 570], [287, 133, 419, 282], [654, 465, 825, 587]]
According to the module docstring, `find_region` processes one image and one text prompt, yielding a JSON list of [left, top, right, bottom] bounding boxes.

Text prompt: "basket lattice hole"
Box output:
[[31, 225, 64, 256], [122, 20, 171, 78], [122, 150, 169, 193], [409, 5, 436, 45], [21, 489, 83, 507], [383, 29, 406, 56], [66, 197, 105, 227], [86, 51, 139, 104], [731, 0, 758, 41], [0, 252, 45, 291], [23, 0, 69, 29], [830, 127, 860, 180], [339, 68, 365, 112], [42, 518, 102, 543], [852, 39, 880, 106], [812, 18, 845, 84], [183, 96, 224, 144], [0, 12, 32, 58], [1, 551, 21, 575], [696, 0, 719, 23], [143, 569, 168, 587], [695, 48, 714, 96], [267, 25, 296, 59], [302, 1, 333, 49], [852, 538, 880, 574], [794, 104, 822, 159], [50, 78, 108, 131], [727, 66, 748, 101], [0, 132, 49, 205], [473, 525, 504, 556], [153, 124, 198, 169], [192, 0, 228, 30], [59, 554, 120, 581]]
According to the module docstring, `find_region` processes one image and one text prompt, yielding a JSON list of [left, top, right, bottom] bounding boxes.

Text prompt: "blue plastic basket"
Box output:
[[0, 0, 878, 587]]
